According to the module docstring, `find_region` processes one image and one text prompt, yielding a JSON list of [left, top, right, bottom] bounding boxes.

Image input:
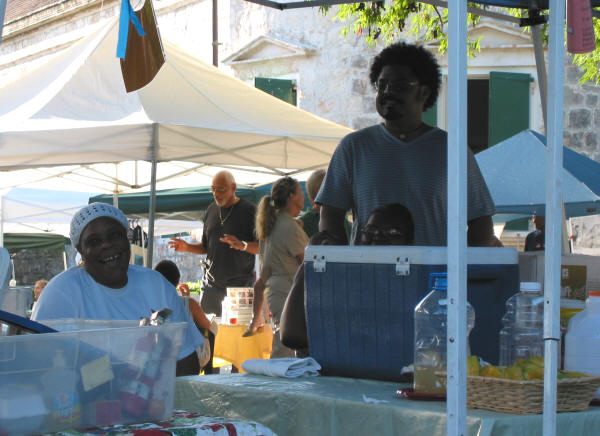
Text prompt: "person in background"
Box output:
[[358, 203, 414, 246], [29, 279, 48, 313], [245, 176, 309, 358], [525, 214, 545, 251], [298, 169, 326, 238], [316, 42, 496, 247], [280, 203, 415, 354], [299, 169, 351, 240], [155, 259, 213, 369], [33, 279, 48, 301], [168, 170, 259, 374], [33, 203, 205, 376], [154, 260, 213, 331]]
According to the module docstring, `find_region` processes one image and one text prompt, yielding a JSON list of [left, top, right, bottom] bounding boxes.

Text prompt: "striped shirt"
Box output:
[[315, 124, 496, 246]]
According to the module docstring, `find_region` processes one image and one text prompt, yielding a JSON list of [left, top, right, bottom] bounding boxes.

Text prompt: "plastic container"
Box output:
[[0, 286, 33, 317], [222, 287, 254, 325], [40, 350, 81, 428], [565, 290, 600, 399], [414, 272, 475, 394], [0, 319, 186, 435], [498, 282, 544, 366]]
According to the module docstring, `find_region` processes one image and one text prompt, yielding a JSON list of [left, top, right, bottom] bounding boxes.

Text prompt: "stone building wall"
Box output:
[[153, 236, 205, 283], [563, 57, 600, 160], [11, 249, 65, 285]]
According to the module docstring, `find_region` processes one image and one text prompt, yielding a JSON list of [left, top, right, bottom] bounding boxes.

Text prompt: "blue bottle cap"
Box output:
[[430, 272, 447, 291]]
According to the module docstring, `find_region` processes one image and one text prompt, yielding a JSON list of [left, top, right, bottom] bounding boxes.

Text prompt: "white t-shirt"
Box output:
[[32, 264, 204, 359]]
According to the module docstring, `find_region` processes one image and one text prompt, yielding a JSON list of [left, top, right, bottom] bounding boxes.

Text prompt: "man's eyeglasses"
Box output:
[[211, 187, 228, 194], [375, 79, 419, 93], [360, 226, 407, 240]]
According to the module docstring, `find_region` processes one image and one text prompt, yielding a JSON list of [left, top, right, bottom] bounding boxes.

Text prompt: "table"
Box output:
[[175, 374, 600, 436], [49, 410, 278, 435], [213, 325, 273, 371]]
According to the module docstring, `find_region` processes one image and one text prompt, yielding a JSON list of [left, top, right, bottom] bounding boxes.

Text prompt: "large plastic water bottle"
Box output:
[[414, 272, 475, 394], [498, 282, 544, 366], [565, 291, 600, 399]]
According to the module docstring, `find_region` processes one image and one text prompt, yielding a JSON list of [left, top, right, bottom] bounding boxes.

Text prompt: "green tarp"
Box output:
[[4, 233, 69, 253], [89, 182, 310, 217]]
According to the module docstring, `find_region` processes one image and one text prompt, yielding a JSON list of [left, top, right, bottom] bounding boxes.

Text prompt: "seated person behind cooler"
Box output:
[[32, 203, 205, 376], [154, 260, 215, 332], [280, 203, 414, 352]]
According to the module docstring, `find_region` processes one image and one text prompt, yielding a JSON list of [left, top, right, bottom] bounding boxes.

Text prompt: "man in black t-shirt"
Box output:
[[169, 170, 259, 372]]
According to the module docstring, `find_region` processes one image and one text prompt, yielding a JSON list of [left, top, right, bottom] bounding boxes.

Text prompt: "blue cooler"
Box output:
[[304, 246, 519, 381]]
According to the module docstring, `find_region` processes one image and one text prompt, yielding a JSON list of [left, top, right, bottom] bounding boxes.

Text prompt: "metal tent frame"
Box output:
[[237, 0, 572, 435]]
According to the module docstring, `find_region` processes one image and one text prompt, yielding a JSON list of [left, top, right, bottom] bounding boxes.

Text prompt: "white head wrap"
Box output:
[[70, 203, 129, 248]]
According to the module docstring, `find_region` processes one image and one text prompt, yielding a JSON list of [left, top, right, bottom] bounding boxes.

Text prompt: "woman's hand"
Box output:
[[177, 283, 190, 296]]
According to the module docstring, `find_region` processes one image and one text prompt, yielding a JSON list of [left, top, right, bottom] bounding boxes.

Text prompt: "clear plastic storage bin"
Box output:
[[0, 319, 186, 435]]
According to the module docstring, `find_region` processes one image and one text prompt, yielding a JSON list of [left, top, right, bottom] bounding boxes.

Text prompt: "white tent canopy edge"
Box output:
[[0, 18, 352, 264]]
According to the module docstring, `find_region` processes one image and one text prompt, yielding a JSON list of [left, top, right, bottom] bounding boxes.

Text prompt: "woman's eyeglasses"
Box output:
[[360, 226, 407, 240]]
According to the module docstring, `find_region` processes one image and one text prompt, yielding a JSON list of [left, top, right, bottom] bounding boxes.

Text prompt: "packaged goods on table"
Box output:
[[0, 318, 186, 435]]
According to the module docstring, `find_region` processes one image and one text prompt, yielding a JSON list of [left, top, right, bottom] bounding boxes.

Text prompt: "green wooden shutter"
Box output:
[[488, 71, 532, 146], [255, 78, 297, 106], [422, 102, 437, 127]]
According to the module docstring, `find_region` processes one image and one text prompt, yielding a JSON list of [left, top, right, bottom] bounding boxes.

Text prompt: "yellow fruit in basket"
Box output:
[[480, 365, 503, 378], [505, 364, 524, 380], [523, 363, 544, 380], [467, 356, 480, 376]]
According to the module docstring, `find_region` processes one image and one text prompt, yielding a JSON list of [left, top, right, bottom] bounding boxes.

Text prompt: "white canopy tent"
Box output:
[[0, 19, 351, 171], [0, 187, 203, 242], [0, 18, 351, 262]]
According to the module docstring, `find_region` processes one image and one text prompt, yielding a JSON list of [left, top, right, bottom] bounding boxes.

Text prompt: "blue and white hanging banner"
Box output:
[[116, 0, 146, 59]]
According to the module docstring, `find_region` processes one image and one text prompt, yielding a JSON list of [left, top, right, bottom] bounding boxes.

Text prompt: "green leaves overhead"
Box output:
[[324, 2, 599, 83]]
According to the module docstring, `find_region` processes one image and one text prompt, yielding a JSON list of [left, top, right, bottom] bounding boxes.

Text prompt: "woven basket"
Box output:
[[436, 372, 600, 414]]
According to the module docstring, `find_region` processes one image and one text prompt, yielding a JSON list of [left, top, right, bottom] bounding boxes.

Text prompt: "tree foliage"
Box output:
[[324, 2, 600, 84]]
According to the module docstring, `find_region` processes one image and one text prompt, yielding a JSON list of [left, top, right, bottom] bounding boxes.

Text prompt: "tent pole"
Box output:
[[531, 24, 548, 134], [0, 0, 6, 45], [446, 1, 468, 436], [0, 196, 4, 248], [543, 1, 564, 435], [112, 164, 119, 208], [147, 123, 158, 268]]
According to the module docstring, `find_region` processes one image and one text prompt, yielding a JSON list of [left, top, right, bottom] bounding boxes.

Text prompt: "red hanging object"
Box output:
[[567, 0, 596, 54]]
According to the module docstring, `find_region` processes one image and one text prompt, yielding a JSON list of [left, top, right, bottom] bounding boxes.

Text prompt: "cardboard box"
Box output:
[[519, 252, 600, 299], [0, 319, 185, 435]]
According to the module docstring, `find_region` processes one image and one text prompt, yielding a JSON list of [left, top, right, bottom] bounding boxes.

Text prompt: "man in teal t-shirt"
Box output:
[[299, 169, 351, 239]]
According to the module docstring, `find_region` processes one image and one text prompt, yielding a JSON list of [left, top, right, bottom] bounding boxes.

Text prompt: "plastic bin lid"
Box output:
[[0, 309, 57, 333]]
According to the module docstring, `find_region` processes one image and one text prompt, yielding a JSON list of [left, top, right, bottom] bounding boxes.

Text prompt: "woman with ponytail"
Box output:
[[244, 176, 309, 357]]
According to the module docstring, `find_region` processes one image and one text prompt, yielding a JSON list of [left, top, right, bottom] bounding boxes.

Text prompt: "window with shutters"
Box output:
[[487, 71, 532, 148], [254, 77, 297, 106], [432, 71, 532, 153]]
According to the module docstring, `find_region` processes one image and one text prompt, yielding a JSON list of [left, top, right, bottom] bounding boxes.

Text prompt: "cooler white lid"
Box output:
[[304, 245, 518, 265]]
